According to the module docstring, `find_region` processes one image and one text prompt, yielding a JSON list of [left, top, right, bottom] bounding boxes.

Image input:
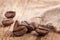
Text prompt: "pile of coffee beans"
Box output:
[[2, 11, 55, 37], [13, 21, 53, 37]]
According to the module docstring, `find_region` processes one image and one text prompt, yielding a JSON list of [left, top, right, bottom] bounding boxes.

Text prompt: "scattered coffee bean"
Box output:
[[13, 26, 26, 32], [5, 11, 15, 18], [13, 20, 27, 32], [35, 26, 49, 36], [13, 20, 28, 36], [13, 27, 28, 36], [2, 19, 14, 26], [21, 21, 35, 33], [26, 25, 34, 33]]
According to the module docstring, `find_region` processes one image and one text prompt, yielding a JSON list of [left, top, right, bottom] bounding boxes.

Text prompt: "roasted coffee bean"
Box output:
[[26, 25, 34, 33], [2, 19, 14, 26], [35, 26, 49, 36], [13, 21, 27, 31], [13, 26, 28, 36], [5, 11, 15, 18], [13, 26, 26, 32], [20, 21, 34, 33], [13, 20, 28, 36], [24, 21, 35, 33]]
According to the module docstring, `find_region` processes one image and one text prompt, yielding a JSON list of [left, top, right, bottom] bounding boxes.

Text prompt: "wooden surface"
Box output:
[[0, 0, 60, 40], [1, 27, 60, 40]]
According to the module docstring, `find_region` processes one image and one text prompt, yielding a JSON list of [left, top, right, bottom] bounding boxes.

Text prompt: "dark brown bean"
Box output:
[[13, 26, 26, 32], [35, 26, 49, 36], [5, 11, 15, 18], [38, 26, 49, 31], [21, 21, 35, 33], [26, 25, 34, 33], [2, 19, 14, 26], [13, 20, 28, 36], [13, 21, 27, 31], [13, 21, 27, 32], [13, 26, 28, 36]]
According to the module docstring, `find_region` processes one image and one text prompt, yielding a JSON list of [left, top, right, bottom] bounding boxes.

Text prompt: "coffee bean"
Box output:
[[5, 11, 15, 18], [13, 26, 28, 36], [26, 25, 34, 33], [2, 19, 14, 26], [35, 26, 49, 36], [13, 20, 28, 36], [21, 21, 35, 33], [13, 26, 26, 32], [38, 25, 50, 31], [13, 21, 27, 32]]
